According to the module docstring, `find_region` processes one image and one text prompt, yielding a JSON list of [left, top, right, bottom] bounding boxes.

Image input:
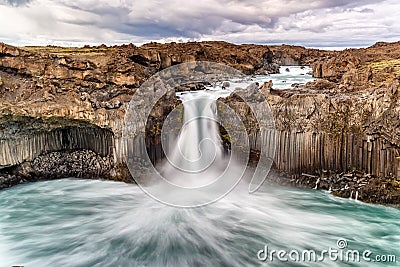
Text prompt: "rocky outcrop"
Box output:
[[220, 69, 400, 204], [175, 81, 211, 92], [312, 41, 400, 87], [0, 41, 283, 132], [136, 41, 280, 74], [0, 150, 116, 189], [269, 44, 335, 66], [31, 150, 113, 179], [219, 40, 400, 204], [0, 42, 182, 184]]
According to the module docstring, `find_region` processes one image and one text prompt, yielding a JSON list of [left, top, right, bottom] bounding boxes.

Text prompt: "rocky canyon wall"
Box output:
[[220, 68, 400, 204], [1, 40, 400, 204]]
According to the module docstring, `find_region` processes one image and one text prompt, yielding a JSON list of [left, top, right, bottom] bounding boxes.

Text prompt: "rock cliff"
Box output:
[[219, 42, 400, 204]]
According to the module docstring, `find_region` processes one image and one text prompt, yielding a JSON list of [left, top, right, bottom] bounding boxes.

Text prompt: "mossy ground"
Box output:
[[21, 46, 109, 56], [367, 59, 400, 85]]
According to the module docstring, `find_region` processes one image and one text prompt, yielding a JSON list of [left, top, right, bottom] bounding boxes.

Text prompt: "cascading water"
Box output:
[[143, 86, 250, 207], [159, 92, 226, 188]]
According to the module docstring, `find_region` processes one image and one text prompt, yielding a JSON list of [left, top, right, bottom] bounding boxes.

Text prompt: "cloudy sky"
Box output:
[[0, 0, 399, 48]]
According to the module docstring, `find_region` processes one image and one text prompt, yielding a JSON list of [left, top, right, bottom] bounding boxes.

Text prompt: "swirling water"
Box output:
[[0, 179, 399, 267]]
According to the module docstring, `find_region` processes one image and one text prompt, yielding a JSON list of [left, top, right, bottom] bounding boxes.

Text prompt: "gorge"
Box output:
[[1, 41, 400, 205]]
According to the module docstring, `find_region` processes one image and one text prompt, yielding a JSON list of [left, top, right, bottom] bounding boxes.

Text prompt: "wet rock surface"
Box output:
[[31, 150, 113, 179], [0, 173, 22, 190], [289, 171, 400, 206], [175, 81, 211, 92], [0, 149, 132, 189]]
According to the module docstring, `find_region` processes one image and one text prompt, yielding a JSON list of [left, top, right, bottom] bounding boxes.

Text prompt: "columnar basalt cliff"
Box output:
[[223, 80, 400, 204], [220, 41, 400, 204], [1, 41, 400, 205]]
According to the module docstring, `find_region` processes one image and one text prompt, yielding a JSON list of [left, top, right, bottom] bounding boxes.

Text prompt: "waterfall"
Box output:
[[159, 92, 226, 188], [355, 191, 359, 201]]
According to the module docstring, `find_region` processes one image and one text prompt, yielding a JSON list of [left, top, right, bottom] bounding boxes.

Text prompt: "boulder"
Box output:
[[0, 42, 21, 57]]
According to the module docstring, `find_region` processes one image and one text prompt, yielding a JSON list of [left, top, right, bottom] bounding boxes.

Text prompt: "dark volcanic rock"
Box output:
[[175, 81, 211, 92], [31, 150, 113, 179]]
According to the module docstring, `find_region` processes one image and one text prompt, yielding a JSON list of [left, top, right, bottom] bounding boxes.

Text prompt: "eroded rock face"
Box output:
[[218, 41, 400, 204], [0, 41, 189, 184], [0, 42, 21, 57], [312, 41, 400, 87], [137, 41, 280, 74], [270, 44, 335, 66], [220, 67, 400, 204], [0, 41, 284, 134]]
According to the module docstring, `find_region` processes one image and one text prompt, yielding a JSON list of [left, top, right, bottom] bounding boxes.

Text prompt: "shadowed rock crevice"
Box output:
[[0, 116, 125, 188]]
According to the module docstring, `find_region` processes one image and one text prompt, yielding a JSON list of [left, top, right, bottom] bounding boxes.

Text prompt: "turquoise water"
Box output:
[[0, 179, 399, 267]]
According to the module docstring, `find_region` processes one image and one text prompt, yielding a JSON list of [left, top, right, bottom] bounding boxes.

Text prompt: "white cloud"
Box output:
[[0, 0, 398, 48]]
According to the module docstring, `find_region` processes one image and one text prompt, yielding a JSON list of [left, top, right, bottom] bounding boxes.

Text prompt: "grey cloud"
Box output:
[[0, 0, 398, 48], [0, 0, 31, 6], [314, 0, 384, 9], [124, 23, 199, 39], [57, 0, 387, 40], [359, 8, 374, 13]]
